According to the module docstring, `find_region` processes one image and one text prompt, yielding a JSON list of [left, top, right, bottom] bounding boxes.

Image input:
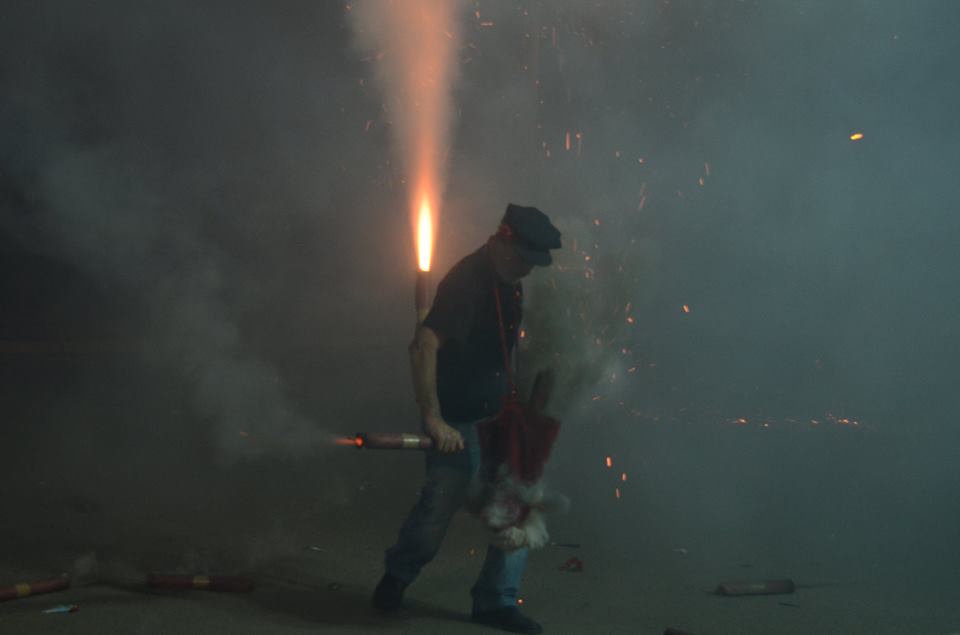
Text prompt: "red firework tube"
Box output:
[[415, 270, 430, 323], [146, 574, 255, 592], [715, 579, 795, 596], [528, 368, 555, 413], [0, 575, 69, 602], [355, 432, 434, 450]]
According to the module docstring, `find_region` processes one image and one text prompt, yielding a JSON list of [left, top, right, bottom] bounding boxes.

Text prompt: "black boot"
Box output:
[[471, 607, 544, 634], [372, 572, 408, 612]]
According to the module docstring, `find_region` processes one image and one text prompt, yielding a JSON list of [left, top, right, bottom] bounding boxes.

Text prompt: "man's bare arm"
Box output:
[[409, 325, 464, 453]]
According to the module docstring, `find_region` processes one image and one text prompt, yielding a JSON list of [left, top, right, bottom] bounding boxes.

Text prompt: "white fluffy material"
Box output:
[[469, 465, 570, 552]]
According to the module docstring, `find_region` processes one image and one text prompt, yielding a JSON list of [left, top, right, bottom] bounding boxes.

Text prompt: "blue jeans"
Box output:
[[384, 420, 529, 612]]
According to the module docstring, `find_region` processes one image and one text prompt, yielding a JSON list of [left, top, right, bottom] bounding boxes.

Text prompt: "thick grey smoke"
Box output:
[[0, 2, 335, 461], [2, 2, 958, 617]]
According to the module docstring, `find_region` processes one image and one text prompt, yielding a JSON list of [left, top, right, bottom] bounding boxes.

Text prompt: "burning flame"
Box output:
[[346, 1, 456, 279], [417, 197, 433, 272]]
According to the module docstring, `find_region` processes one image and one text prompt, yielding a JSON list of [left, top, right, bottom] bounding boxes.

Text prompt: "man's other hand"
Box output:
[[423, 414, 465, 453]]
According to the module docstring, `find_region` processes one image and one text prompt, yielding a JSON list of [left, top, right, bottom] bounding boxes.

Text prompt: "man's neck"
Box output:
[[484, 239, 514, 285]]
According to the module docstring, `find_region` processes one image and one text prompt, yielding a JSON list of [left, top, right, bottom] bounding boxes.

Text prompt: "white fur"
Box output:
[[471, 464, 570, 552]]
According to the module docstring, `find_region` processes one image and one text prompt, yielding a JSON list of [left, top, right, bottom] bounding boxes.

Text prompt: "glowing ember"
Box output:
[[334, 436, 364, 447], [621, 472, 627, 482], [850, 132, 864, 141], [615, 488, 621, 499], [682, 304, 690, 313], [605, 456, 612, 468], [417, 198, 433, 272]]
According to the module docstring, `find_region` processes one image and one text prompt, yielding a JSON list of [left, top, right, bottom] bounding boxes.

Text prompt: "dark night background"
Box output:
[[1, 2, 959, 633]]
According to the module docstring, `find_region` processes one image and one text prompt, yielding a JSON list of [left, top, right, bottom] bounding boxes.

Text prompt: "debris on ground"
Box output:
[[715, 579, 795, 596], [146, 573, 255, 592]]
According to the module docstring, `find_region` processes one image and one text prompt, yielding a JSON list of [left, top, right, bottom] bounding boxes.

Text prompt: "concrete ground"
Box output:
[[3, 504, 959, 635]]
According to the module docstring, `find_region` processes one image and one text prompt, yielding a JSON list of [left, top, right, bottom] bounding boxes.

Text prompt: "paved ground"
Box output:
[[3, 511, 960, 635]]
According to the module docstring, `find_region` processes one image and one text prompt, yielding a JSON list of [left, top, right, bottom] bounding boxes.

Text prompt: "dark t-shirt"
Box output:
[[422, 245, 522, 422]]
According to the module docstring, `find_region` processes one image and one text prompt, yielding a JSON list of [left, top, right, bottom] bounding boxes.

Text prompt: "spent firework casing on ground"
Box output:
[[0, 575, 69, 602]]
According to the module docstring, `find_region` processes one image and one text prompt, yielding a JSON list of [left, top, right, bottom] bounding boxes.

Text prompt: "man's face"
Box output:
[[501, 245, 534, 282]]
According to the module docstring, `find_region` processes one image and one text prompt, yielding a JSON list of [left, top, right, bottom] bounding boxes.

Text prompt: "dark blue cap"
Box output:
[[500, 203, 562, 266]]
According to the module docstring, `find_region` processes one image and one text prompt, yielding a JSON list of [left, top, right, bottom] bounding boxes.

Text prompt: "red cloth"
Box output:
[[477, 395, 561, 486]]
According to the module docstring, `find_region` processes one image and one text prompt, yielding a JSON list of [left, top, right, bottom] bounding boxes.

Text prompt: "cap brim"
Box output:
[[517, 245, 552, 267]]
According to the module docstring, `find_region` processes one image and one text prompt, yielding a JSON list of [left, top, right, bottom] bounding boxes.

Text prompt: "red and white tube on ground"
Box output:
[[0, 575, 69, 602]]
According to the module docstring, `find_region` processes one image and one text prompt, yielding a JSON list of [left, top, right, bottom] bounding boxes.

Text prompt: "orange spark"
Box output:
[[621, 472, 627, 482], [605, 456, 612, 468], [565, 131, 571, 151], [615, 488, 621, 499], [682, 304, 690, 313], [850, 132, 864, 141]]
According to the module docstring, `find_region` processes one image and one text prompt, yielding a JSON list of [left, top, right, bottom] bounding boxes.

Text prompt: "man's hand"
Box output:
[[423, 413, 465, 453]]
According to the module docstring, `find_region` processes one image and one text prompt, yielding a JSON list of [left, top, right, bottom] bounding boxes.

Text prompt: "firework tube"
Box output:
[[146, 574, 255, 592], [415, 270, 430, 323], [0, 575, 69, 602], [528, 368, 555, 413], [715, 579, 795, 596], [355, 432, 434, 450]]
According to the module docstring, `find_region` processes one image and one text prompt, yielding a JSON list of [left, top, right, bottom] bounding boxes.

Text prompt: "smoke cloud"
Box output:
[[347, 0, 461, 237], [0, 2, 339, 462], [1, 3, 958, 618]]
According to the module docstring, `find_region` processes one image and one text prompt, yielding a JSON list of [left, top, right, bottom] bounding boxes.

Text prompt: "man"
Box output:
[[373, 204, 562, 634]]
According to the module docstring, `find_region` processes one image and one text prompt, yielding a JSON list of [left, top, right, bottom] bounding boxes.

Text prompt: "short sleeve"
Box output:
[[422, 264, 476, 343]]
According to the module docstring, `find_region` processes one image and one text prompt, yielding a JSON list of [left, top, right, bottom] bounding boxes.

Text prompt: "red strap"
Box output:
[[493, 285, 517, 396]]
